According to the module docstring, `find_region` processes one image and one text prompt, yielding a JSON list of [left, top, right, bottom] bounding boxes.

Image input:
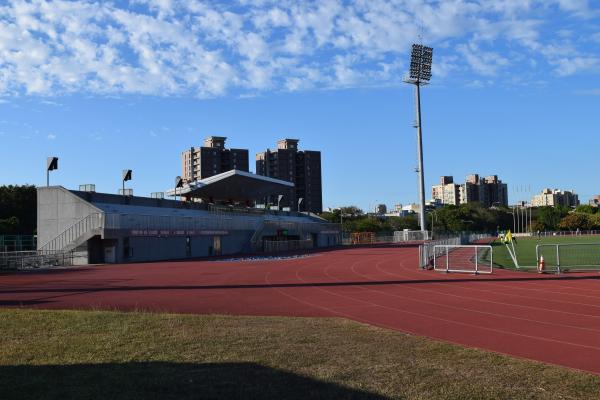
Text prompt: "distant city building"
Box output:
[[181, 136, 249, 182], [256, 139, 322, 213], [532, 189, 580, 208], [374, 204, 387, 214], [426, 199, 443, 208], [589, 195, 600, 207], [383, 203, 407, 217], [463, 175, 509, 208], [402, 203, 421, 214], [431, 176, 461, 205], [432, 174, 508, 207]]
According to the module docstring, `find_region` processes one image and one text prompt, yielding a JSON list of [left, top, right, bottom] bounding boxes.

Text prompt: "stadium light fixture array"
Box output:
[[404, 43, 433, 234], [122, 169, 132, 196], [174, 175, 183, 200], [46, 157, 58, 186]]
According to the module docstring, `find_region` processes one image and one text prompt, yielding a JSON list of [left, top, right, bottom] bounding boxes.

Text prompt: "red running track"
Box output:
[[3, 245, 600, 374]]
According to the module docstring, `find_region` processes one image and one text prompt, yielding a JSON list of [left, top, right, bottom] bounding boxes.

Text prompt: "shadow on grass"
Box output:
[[0, 362, 390, 400], [0, 300, 50, 306]]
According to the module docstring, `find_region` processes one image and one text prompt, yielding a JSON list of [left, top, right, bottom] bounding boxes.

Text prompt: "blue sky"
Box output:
[[0, 0, 599, 211]]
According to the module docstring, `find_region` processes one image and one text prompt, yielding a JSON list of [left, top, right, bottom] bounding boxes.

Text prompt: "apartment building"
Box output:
[[532, 189, 580, 208], [181, 136, 249, 182], [432, 174, 509, 207], [256, 139, 322, 213], [431, 176, 461, 205]]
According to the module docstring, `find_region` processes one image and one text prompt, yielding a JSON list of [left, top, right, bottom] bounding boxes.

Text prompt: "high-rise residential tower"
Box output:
[[181, 136, 249, 182], [256, 139, 322, 213], [432, 174, 508, 207]]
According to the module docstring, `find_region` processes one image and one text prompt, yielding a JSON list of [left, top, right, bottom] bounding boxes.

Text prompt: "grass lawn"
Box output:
[[2, 309, 600, 399], [491, 235, 600, 270]]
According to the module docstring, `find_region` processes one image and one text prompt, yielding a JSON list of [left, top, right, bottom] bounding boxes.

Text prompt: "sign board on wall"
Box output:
[[129, 230, 229, 237]]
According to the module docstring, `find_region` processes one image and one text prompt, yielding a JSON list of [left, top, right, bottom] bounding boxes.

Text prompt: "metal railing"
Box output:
[[0, 235, 37, 252], [208, 204, 310, 219], [536, 243, 600, 273], [104, 212, 261, 232], [393, 230, 430, 242], [433, 245, 493, 274], [535, 230, 600, 237], [39, 213, 104, 252], [263, 239, 314, 253], [0, 250, 76, 270], [419, 233, 493, 268]]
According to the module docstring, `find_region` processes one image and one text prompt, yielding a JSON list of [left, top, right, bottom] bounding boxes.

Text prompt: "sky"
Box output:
[[0, 0, 599, 211]]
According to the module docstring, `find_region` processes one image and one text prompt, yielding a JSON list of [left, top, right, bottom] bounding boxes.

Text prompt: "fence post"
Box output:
[[445, 247, 449, 273], [475, 247, 478, 274], [556, 245, 561, 274]]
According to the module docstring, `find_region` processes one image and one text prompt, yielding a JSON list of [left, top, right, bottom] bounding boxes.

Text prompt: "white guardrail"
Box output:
[[39, 213, 104, 252]]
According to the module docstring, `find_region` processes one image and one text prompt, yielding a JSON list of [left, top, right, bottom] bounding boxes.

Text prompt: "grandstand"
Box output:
[[36, 176, 340, 265]]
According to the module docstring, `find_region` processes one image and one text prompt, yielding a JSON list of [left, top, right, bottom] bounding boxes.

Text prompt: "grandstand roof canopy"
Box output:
[[165, 170, 294, 201]]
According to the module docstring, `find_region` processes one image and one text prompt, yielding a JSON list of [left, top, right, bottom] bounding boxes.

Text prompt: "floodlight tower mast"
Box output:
[[404, 44, 433, 234]]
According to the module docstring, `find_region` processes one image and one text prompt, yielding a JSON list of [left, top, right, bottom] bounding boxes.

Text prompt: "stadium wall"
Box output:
[[37, 186, 102, 248], [37, 187, 340, 264]]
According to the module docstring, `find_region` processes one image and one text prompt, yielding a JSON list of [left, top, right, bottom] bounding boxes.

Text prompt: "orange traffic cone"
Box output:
[[538, 255, 545, 274]]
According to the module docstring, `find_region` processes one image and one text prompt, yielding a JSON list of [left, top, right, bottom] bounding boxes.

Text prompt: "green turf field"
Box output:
[[2, 309, 600, 400], [492, 235, 600, 270]]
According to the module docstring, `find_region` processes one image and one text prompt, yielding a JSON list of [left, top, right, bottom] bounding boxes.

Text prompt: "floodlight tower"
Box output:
[[404, 44, 433, 233]]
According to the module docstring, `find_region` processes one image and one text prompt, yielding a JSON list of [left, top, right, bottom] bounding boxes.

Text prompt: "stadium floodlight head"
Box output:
[[175, 176, 183, 188], [409, 44, 433, 82], [46, 157, 58, 186], [174, 176, 184, 201], [122, 169, 132, 182], [122, 169, 132, 196], [405, 43, 434, 236]]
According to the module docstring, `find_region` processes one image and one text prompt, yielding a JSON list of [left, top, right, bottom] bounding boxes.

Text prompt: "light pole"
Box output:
[[512, 206, 516, 233], [405, 43, 433, 233], [430, 210, 438, 240], [46, 157, 58, 186]]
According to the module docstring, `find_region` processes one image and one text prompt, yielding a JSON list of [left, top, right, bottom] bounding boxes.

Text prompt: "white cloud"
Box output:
[[554, 0, 591, 16], [574, 88, 600, 95], [47, 133, 56, 140], [457, 42, 509, 76], [553, 56, 600, 75], [0, 0, 597, 97]]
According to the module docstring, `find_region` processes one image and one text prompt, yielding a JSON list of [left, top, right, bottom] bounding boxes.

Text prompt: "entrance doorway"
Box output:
[[213, 236, 222, 256]]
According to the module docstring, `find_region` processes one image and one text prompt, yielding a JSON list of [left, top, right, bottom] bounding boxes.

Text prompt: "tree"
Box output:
[[575, 205, 597, 214], [0, 185, 37, 234], [536, 206, 567, 231], [339, 206, 364, 218], [388, 215, 419, 231], [0, 217, 20, 234], [589, 213, 600, 230], [558, 213, 592, 231], [355, 218, 382, 232]]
